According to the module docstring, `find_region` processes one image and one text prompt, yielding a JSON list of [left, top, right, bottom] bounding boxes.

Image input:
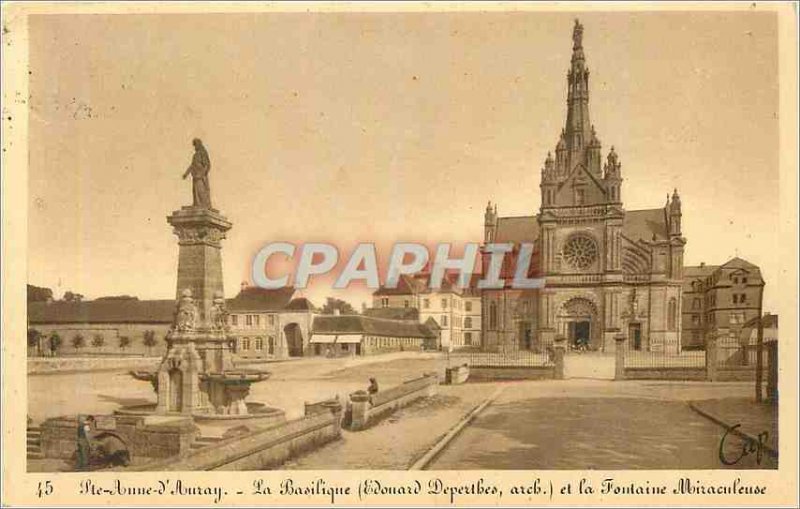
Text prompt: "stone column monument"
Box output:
[[153, 139, 267, 416]]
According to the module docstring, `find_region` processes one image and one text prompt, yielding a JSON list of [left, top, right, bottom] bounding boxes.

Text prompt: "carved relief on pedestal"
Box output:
[[209, 291, 230, 331], [172, 225, 227, 247], [173, 288, 198, 331]]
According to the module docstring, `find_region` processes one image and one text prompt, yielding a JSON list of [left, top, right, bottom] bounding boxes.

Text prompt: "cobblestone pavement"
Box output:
[[429, 380, 778, 470]]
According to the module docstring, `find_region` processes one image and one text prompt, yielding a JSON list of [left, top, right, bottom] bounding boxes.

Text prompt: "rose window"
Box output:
[[562, 235, 598, 270]]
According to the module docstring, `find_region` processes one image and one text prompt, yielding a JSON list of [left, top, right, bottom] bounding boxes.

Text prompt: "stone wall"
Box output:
[[134, 399, 343, 471], [469, 366, 555, 382], [444, 364, 470, 384], [28, 356, 161, 375], [345, 373, 438, 431], [40, 414, 196, 461]]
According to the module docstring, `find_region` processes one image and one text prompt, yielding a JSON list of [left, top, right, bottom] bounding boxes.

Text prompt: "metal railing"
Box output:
[[449, 348, 553, 368]]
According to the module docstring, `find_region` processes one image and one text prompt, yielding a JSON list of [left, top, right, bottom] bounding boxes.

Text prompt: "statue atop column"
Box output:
[[182, 138, 212, 209]]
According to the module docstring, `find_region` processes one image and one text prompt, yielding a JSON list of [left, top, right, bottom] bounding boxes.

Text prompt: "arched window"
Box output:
[[667, 298, 677, 331], [489, 302, 498, 330]]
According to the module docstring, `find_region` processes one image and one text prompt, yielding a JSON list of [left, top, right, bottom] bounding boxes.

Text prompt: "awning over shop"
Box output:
[[309, 334, 337, 344], [335, 334, 363, 344]]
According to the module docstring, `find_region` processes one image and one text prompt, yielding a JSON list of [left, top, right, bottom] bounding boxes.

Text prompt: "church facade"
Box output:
[[481, 20, 685, 354]]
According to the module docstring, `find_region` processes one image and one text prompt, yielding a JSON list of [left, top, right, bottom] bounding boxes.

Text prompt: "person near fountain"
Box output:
[[76, 415, 94, 471], [367, 378, 379, 405]]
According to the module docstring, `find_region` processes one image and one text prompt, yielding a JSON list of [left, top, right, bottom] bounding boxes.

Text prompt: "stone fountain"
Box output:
[[125, 139, 284, 430]]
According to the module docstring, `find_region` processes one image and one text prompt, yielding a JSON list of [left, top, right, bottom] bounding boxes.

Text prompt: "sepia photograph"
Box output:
[[2, 2, 798, 507]]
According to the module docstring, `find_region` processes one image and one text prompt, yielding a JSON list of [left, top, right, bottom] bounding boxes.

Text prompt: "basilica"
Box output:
[[481, 20, 685, 353]]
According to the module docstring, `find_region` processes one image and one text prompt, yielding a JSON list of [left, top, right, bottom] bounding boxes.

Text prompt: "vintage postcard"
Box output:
[[2, 1, 798, 507]]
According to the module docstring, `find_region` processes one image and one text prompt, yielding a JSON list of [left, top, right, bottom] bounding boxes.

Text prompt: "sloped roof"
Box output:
[[623, 208, 668, 242], [495, 215, 539, 243], [28, 299, 175, 324], [720, 257, 761, 271], [363, 307, 420, 321], [373, 274, 426, 296], [742, 313, 778, 329], [227, 286, 296, 312], [284, 297, 315, 311], [312, 315, 437, 339]]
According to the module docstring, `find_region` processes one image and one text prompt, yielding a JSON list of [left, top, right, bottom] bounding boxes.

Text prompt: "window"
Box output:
[[381, 298, 389, 308], [742, 277, 748, 284], [465, 301, 472, 312], [465, 332, 473, 346], [442, 298, 448, 309], [255, 337, 264, 350], [230, 315, 239, 326], [442, 315, 448, 327], [489, 302, 498, 330], [733, 277, 738, 284], [423, 299, 430, 309], [242, 338, 251, 350], [268, 336, 274, 355], [404, 300, 410, 308], [692, 315, 700, 325], [268, 315, 275, 326], [730, 312, 746, 325], [732, 294, 738, 304], [692, 298, 701, 310], [464, 317, 472, 329], [575, 188, 586, 205], [740, 293, 747, 304], [254, 315, 261, 327], [667, 298, 677, 331], [246, 315, 253, 327]]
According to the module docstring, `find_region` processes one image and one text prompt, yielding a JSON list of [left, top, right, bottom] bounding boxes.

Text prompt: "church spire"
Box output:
[[564, 19, 592, 156]]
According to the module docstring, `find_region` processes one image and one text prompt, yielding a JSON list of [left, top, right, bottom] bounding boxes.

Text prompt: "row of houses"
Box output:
[[27, 256, 775, 360]]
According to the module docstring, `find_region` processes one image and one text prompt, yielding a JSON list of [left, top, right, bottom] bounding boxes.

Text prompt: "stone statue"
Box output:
[[174, 288, 197, 331], [182, 138, 212, 209], [209, 291, 229, 331]]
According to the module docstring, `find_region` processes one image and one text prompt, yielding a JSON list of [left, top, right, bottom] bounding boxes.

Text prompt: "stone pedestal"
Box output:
[[614, 334, 626, 381], [705, 334, 718, 382], [347, 391, 371, 431], [553, 335, 566, 380]]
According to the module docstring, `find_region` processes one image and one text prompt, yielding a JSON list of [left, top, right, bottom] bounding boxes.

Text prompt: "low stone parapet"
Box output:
[[345, 373, 438, 431], [28, 356, 161, 375], [444, 364, 470, 385], [132, 398, 343, 471]]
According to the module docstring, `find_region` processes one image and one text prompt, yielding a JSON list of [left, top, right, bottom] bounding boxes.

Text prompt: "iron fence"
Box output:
[[448, 347, 553, 368], [624, 348, 706, 368]]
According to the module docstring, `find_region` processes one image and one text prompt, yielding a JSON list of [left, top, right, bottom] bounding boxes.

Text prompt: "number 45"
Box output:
[[37, 480, 53, 498]]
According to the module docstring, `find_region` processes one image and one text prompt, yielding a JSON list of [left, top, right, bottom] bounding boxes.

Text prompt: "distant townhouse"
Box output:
[[309, 313, 437, 356], [681, 257, 766, 349], [372, 272, 481, 350]]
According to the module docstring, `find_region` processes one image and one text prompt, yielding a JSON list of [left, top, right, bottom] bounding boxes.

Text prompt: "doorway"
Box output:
[[569, 321, 591, 349], [168, 368, 183, 413], [629, 323, 642, 350], [284, 323, 304, 357]]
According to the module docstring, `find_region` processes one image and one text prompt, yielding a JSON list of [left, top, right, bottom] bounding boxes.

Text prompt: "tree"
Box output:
[[27, 285, 54, 302], [320, 297, 356, 315], [27, 328, 42, 356], [48, 332, 62, 356], [63, 291, 84, 302], [142, 330, 157, 356], [71, 333, 86, 352], [118, 335, 131, 352], [91, 333, 105, 352]]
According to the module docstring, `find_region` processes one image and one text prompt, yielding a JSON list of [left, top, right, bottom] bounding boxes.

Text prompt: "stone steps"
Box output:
[[27, 428, 43, 460], [190, 436, 222, 451]]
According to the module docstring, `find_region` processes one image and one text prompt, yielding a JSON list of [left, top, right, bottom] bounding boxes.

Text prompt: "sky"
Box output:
[[27, 10, 780, 311]]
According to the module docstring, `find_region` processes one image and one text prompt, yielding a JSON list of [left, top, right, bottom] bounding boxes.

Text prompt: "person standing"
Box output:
[[76, 415, 94, 471]]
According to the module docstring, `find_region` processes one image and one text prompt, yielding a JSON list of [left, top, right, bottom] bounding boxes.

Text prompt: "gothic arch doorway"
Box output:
[[168, 368, 183, 412], [558, 297, 599, 351], [284, 323, 304, 357]]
